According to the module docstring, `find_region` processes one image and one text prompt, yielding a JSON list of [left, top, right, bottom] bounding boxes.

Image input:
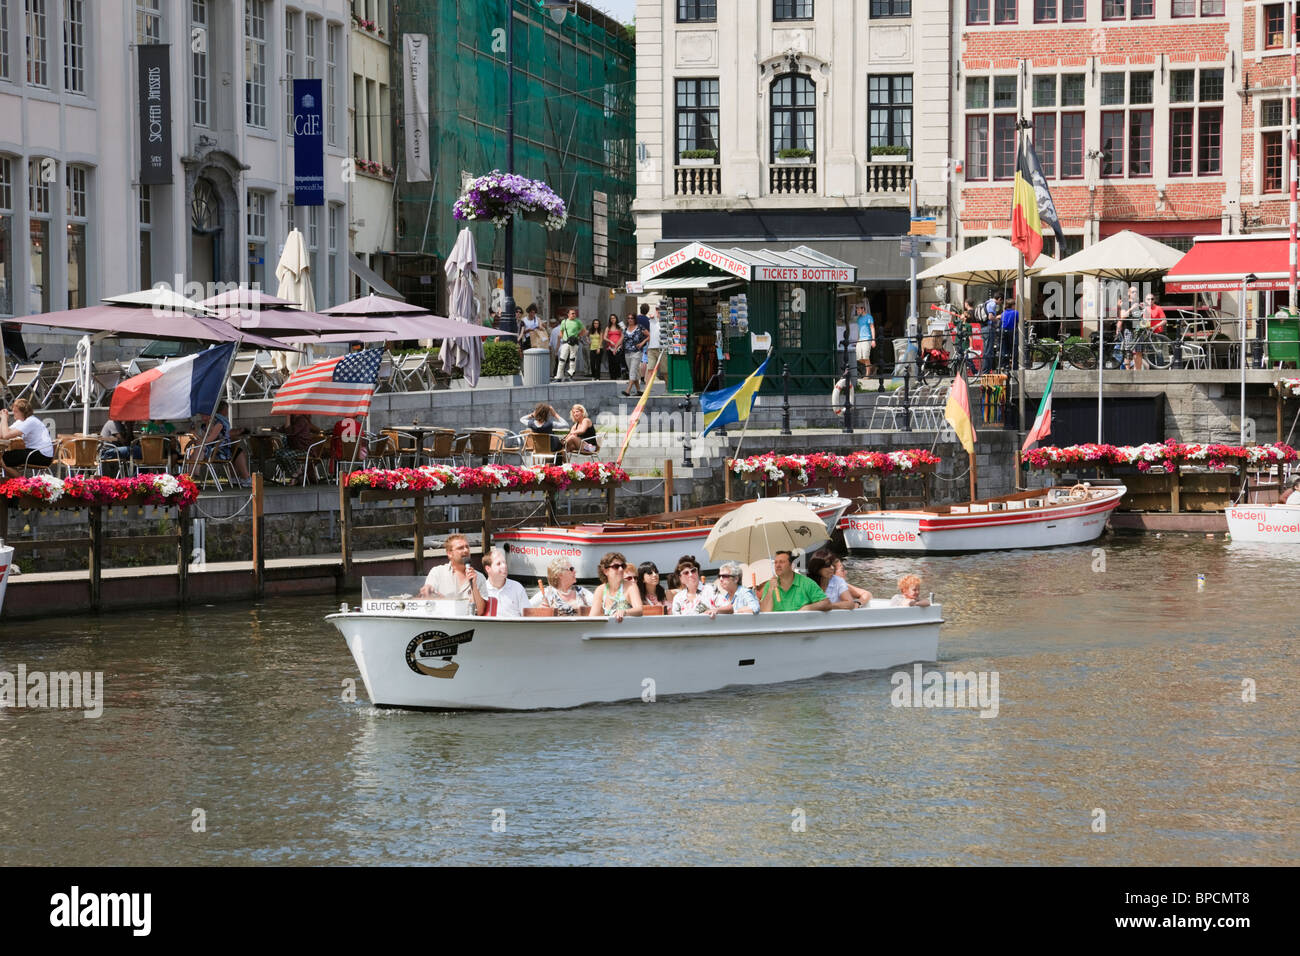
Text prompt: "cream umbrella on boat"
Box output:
[[703, 500, 830, 566], [274, 228, 315, 373]]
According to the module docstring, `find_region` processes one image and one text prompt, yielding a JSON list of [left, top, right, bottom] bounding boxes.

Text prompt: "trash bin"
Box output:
[[523, 347, 551, 388]]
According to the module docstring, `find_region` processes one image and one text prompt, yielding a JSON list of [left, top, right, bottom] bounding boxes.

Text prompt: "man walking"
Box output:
[[556, 308, 585, 382], [621, 312, 648, 397]]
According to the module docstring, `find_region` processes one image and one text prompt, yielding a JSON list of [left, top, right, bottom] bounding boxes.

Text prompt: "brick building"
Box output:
[[954, 1, 1241, 298]]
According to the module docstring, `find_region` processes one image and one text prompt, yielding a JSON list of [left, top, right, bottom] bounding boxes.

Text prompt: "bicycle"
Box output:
[[1060, 334, 1122, 372], [1126, 325, 1174, 369]]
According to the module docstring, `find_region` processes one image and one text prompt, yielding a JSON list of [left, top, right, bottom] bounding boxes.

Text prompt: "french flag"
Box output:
[[109, 344, 236, 421]]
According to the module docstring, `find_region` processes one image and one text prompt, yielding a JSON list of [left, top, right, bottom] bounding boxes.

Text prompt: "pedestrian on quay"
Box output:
[[555, 308, 585, 382], [603, 314, 624, 381], [622, 312, 648, 397], [588, 319, 604, 379]]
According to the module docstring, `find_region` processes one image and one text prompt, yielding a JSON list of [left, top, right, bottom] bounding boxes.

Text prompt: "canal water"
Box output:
[[1, 536, 1296, 866]]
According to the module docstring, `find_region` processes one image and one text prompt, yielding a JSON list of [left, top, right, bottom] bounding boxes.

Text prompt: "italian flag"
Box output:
[[1021, 358, 1057, 455]]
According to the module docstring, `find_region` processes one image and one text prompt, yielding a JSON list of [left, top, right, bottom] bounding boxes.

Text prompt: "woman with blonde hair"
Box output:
[[589, 551, 642, 622], [0, 398, 55, 478], [563, 403, 599, 457], [530, 555, 593, 615]]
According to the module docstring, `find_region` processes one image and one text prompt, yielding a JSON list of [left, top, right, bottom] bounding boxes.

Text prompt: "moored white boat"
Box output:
[[498, 493, 851, 580], [840, 484, 1126, 554], [1226, 503, 1300, 543], [0, 542, 12, 615], [331, 579, 941, 710]]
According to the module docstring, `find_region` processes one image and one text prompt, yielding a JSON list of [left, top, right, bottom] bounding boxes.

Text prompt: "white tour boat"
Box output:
[[497, 493, 852, 580], [0, 541, 12, 615], [839, 483, 1127, 554], [1226, 503, 1300, 543], [331, 577, 941, 710]]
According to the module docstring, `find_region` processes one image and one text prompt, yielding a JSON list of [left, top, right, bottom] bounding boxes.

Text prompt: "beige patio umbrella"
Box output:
[[274, 227, 315, 372], [917, 237, 1059, 287], [703, 500, 830, 565], [1033, 229, 1183, 282]]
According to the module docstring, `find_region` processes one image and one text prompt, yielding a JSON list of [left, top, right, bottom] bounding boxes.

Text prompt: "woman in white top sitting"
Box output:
[[589, 551, 642, 622], [807, 549, 872, 609], [530, 556, 593, 616], [670, 556, 719, 618], [0, 398, 55, 478], [1285, 476, 1300, 505], [480, 547, 529, 617]]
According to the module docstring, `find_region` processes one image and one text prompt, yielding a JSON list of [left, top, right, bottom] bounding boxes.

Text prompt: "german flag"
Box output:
[[1010, 135, 1064, 268]]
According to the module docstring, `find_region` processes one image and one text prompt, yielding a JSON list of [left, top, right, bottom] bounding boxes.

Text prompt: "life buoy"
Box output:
[[831, 378, 848, 415]]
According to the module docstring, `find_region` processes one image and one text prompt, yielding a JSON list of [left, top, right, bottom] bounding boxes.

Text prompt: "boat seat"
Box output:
[[950, 505, 968, 514], [1026, 498, 1043, 508], [969, 503, 989, 512], [641, 606, 665, 616], [522, 606, 555, 617], [673, 519, 697, 528], [1006, 500, 1025, 510]]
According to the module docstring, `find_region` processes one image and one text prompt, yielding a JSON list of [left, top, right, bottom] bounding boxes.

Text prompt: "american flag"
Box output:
[[270, 348, 384, 417]]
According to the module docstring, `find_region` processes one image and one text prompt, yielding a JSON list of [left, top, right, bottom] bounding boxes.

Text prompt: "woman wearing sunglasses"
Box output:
[[589, 551, 643, 622], [669, 556, 720, 618]]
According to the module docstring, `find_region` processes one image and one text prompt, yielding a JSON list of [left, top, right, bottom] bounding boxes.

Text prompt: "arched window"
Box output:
[[770, 74, 815, 160]]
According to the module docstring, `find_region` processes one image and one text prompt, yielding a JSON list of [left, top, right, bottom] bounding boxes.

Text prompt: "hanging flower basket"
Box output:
[[452, 170, 568, 231]]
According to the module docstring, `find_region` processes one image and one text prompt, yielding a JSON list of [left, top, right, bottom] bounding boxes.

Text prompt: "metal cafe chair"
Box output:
[[55, 435, 108, 478], [178, 434, 235, 490]]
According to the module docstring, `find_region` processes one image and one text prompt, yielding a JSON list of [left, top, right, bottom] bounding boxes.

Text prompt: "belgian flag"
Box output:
[[1010, 135, 1064, 268]]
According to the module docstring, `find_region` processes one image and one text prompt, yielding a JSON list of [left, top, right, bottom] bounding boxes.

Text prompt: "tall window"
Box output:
[[136, 0, 160, 43], [675, 78, 719, 158], [1099, 72, 1153, 179], [285, 10, 297, 136], [774, 0, 813, 19], [1035, 1, 1083, 19], [770, 73, 815, 160], [307, 205, 320, 304], [1264, 5, 1292, 50], [1169, 68, 1223, 176], [0, 157, 12, 316], [871, 0, 910, 14], [245, 0, 267, 129], [994, 0, 1016, 23], [677, 1, 716, 21], [139, 185, 152, 290], [326, 24, 339, 146], [967, 0, 989, 24], [1174, 0, 1223, 15], [192, 1, 209, 126], [0, 1, 9, 80], [868, 74, 912, 151], [246, 190, 266, 289], [1104, 1, 1154, 17], [964, 75, 1018, 180], [352, 73, 364, 158], [26, 0, 47, 87], [305, 17, 318, 78], [593, 190, 608, 277], [62, 0, 84, 93], [1261, 100, 1286, 194], [28, 157, 50, 314], [66, 164, 87, 308], [327, 202, 339, 305]]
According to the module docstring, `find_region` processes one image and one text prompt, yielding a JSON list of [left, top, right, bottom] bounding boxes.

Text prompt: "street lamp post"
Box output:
[[500, 1, 572, 335], [1241, 273, 1257, 443]]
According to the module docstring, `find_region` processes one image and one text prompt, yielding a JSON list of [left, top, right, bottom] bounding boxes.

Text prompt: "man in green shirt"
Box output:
[[556, 308, 585, 382], [760, 550, 832, 612]]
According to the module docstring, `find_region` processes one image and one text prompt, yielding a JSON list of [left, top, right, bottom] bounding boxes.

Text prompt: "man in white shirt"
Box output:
[[419, 534, 487, 614]]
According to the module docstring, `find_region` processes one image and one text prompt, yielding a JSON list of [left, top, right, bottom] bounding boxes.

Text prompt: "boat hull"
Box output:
[[0, 544, 11, 615], [498, 495, 851, 580], [331, 606, 942, 710], [1226, 504, 1300, 543], [840, 485, 1126, 553]]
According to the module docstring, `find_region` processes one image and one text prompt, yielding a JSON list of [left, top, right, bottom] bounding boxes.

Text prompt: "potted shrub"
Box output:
[[870, 144, 910, 162], [679, 148, 718, 167], [774, 147, 812, 165]]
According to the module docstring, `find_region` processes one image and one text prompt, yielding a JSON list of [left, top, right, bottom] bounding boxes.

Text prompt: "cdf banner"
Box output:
[[403, 34, 430, 183], [293, 78, 324, 206], [137, 44, 172, 185]]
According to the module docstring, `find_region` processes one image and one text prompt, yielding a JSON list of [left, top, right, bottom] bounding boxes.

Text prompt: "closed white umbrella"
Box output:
[[443, 227, 483, 387], [275, 228, 315, 372]]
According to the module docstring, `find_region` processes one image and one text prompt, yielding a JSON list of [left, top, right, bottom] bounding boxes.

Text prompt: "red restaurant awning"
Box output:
[[1165, 235, 1297, 292]]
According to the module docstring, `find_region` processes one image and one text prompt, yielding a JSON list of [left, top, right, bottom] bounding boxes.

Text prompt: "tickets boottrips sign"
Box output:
[[640, 243, 856, 284]]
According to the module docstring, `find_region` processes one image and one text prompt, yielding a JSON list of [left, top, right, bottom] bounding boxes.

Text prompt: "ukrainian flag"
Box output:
[[700, 357, 769, 437]]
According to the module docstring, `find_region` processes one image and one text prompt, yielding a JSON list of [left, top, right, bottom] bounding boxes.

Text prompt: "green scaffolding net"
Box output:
[[393, 0, 636, 307]]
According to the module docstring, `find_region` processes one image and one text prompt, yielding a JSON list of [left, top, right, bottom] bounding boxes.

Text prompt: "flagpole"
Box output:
[[188, 338, 245, 482], [1014, 59, 1028, 490]]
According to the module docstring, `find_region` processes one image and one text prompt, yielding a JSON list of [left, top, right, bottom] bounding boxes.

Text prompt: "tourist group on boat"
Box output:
[[416, 533, 929, 620]]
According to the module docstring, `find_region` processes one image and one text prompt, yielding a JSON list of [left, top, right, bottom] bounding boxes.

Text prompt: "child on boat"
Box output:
[[889, 574, 930, 607]]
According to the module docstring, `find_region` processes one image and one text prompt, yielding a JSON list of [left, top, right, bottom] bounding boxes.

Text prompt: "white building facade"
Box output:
[[633, 0, 953, 327], [0, 0, 352, 335]]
